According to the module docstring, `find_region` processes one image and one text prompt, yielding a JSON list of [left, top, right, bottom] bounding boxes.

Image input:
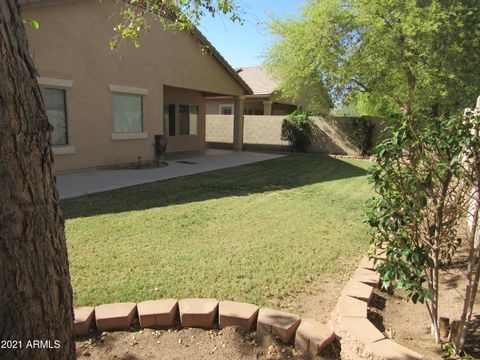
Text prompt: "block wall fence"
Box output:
[[205, 115, 385, 155]]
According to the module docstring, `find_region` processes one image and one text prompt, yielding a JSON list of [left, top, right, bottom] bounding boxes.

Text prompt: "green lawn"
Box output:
[[62, 155, 373, 307]]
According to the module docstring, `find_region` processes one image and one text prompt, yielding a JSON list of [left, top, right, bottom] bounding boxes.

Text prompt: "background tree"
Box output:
[[265, 0, 480, 116], [0, 1, 240, 359]]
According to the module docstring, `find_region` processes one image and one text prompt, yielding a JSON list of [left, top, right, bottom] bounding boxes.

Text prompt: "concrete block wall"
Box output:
[[206, 115, 384, 155], [309, 117, 358, 155], [205, 115, 234, 143], [244, 115, 289, 146]]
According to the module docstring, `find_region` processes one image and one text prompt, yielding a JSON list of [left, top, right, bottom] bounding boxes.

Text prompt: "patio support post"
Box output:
[[263, 100, 273, 115], [233, 95, 245, 151]]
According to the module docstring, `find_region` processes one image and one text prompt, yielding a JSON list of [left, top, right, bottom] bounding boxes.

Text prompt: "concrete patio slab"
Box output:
[[57, 150, 285, 199]]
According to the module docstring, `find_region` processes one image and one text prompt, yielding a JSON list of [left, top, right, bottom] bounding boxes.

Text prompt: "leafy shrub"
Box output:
[[281, 109, 315, 152], [366, 112, 480, 348], [344, 116, 374, 156]]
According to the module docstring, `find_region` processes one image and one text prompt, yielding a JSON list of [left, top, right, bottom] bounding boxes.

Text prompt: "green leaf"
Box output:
[[22, 18, 39, 30], [31, 19, 39, 29]]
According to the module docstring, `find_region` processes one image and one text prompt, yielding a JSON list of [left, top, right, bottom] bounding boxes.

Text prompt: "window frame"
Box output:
[[219, 104, 233, 115], [40, 86, 69, 147], [112, 92, 145, 134], [164, 104, 176, 137], [179, 104, 200, 136], [108, 84, 148, 140]]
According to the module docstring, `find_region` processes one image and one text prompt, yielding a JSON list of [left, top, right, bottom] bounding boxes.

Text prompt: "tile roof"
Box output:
[[236, 66, 279, 95]]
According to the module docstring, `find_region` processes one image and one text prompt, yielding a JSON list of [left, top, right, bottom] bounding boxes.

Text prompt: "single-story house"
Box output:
[[21, 0, 252, 173], [206, 66, 299, 116]]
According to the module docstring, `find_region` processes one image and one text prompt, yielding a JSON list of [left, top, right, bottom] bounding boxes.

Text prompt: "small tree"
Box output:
[[281, 109, 315, 152], [366, 112, 479, 348]]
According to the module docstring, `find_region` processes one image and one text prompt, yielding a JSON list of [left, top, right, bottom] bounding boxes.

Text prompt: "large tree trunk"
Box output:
[[0, 1, 75, 359]]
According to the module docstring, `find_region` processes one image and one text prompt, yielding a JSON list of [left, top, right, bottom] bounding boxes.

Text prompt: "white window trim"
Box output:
[[111, 133, 148, 141], [219, 104, 234, 115], [109, 84, 148, 95], [40, 82, 72, 147], [38, 77, 73, 88], [111, 89, 145, 135], [52, 146, 76, 155]]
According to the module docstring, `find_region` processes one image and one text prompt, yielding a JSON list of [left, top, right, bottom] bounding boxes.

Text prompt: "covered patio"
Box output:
[[56, 149, 284, 199]]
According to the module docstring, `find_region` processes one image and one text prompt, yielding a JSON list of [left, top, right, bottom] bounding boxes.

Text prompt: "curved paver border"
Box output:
[[72, 252, 423, 359], [73, 298, 336, 357], [331, 254, 424, 360]]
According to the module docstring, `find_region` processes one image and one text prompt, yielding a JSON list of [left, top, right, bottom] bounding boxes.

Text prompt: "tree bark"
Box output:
[[0, 1, 75, 359], [456, 164, 480, 352], [454, 190, 478, 352]]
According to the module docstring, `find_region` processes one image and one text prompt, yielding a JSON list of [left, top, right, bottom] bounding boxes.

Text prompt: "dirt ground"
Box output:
[[76, 327, 312, 360], [288, 272, 352, 322], [75, 326, 343, 360], [369, 250, 480, 360]]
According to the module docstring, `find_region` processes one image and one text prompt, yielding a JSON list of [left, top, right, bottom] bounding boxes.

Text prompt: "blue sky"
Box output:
[[198, 0, 304, 69]]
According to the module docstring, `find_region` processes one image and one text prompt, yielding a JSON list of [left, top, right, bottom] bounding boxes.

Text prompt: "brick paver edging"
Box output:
[[74, 299, 335, 356], [72, 254, 423, 359], [331, 254, 424, 360]]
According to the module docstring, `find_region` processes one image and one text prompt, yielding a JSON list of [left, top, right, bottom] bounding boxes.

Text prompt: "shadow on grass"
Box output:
[[61, 155, 369, 220]]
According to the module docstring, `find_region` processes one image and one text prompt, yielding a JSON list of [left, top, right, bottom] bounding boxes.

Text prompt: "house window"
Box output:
[[164, 104, 176, 136], [179, 105, 199, 136], [112, 93, 143, 133], [40, 87, 68, 146], [220, 105, 233, 115]]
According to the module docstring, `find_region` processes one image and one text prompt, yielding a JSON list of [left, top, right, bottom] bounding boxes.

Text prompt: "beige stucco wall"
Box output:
[[206, 99, 234, 114], [23, 0, 246, 173], [163, 86, 207, 152]]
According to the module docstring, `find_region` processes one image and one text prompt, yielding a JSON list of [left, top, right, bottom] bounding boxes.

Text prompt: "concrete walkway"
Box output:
[[57, 149, 285, 199]]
